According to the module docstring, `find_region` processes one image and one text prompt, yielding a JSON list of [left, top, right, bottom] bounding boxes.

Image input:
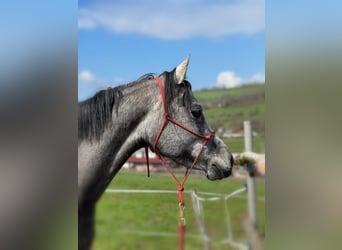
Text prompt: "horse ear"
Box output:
[[174, 55, 190, 84]]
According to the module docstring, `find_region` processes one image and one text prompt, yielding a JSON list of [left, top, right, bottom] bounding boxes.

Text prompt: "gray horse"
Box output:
[[78, 56, 234, 250]]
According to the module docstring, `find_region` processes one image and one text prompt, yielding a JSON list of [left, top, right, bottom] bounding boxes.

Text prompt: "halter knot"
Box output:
[[204, 132, 215, 140], [178, 185, 185, 206]]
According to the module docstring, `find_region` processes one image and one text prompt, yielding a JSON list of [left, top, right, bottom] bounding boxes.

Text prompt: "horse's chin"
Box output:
[[205, 166, 232, 181]]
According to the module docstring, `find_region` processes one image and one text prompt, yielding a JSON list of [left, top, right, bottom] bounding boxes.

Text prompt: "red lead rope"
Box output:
[[145, 76, 215, 250]]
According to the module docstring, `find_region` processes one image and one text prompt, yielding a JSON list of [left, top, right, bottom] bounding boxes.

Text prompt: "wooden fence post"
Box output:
[[243, 121, 258, 230]]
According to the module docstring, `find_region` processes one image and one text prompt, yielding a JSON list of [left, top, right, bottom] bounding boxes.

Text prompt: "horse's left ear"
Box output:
[[174, 55, 190, 84]]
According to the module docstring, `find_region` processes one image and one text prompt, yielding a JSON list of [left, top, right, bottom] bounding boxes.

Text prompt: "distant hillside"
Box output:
[[194, 84, 265, 153]]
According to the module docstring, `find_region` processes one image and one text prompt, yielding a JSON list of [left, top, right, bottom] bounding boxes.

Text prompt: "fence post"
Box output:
[[243, 121, 258, 229]]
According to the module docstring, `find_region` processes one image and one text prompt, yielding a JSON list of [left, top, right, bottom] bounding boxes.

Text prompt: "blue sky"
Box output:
[[78, 0, 265, 100]]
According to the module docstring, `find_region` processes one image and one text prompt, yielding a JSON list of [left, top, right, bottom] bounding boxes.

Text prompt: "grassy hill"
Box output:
[[194, 84, 265, 153]]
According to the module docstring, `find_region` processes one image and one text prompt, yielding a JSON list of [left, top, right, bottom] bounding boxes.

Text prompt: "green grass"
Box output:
[[194, 85, 265, 102], [223, 136, 265, 153], [203, 104, 265, 132], [94, 172, 265, 250], [192, 84, 265, 153]]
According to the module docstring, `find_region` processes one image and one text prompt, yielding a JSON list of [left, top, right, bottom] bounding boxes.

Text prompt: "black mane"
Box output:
[[78, 72, 192, 141], [78, 74, 155, 141], [78, 87, 120, 141]]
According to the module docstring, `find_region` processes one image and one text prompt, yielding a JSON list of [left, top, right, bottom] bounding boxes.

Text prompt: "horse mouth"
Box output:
[[205, 164, 232, 181], [191, 165, 207, 173], [191, 164, 232, 180]]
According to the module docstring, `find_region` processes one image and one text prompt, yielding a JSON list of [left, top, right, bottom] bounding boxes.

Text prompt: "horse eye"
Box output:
[[191, 110, 202, 118], [191, 105, 202, 118]]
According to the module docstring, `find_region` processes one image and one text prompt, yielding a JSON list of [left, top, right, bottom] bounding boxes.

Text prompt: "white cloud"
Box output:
[[78, 18, 97, 29], [78, 70, 125, 100], [247, 73, 265, 83], [216, 71, 242, 88], [215, 71, 265, 88], [78, 0, 264, 39], [79, 70, 95, 82], [78, 70, 123, 86]]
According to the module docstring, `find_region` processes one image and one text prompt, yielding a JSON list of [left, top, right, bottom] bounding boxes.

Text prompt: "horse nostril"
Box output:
[[225, 168, 232, 177]]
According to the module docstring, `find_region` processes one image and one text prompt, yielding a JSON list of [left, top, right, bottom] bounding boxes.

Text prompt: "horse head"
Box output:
[[147, 56, 234, 180]]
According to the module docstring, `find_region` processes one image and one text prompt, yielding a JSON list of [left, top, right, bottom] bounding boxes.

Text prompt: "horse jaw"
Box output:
[[174, 55, 190, 84]]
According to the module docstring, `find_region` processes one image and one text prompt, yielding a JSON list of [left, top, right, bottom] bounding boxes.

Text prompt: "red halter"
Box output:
[[145, 76, 215, 200], [144, 76, 215, 250]]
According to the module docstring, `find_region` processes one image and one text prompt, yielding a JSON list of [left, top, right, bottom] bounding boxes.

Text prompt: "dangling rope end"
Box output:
[[145, 147, 150, 177]]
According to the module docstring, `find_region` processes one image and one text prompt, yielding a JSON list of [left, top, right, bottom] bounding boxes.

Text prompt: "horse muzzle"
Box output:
[[206, 165, 232, 180], [206, 154, 234, 180]]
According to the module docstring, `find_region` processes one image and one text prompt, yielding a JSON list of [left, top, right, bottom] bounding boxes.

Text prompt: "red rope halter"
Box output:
[[145, 76, 215, 250]]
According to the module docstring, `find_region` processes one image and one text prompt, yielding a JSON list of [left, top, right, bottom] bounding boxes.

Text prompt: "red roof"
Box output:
[[127, 156, 161, 164]]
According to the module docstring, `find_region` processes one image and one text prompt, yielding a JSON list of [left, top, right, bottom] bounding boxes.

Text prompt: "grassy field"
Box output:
[[94, 172, 265, 250], [193, 84, 265, 153], [194, 85, 265, 102], [202, 104, 265, 127], [222, 135, 265, 153]]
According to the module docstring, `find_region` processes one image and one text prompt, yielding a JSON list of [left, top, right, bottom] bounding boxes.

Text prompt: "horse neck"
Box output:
[[104, 79, 161, 173], [78, 78, 166, 250], [79, 79, 161, 204]]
